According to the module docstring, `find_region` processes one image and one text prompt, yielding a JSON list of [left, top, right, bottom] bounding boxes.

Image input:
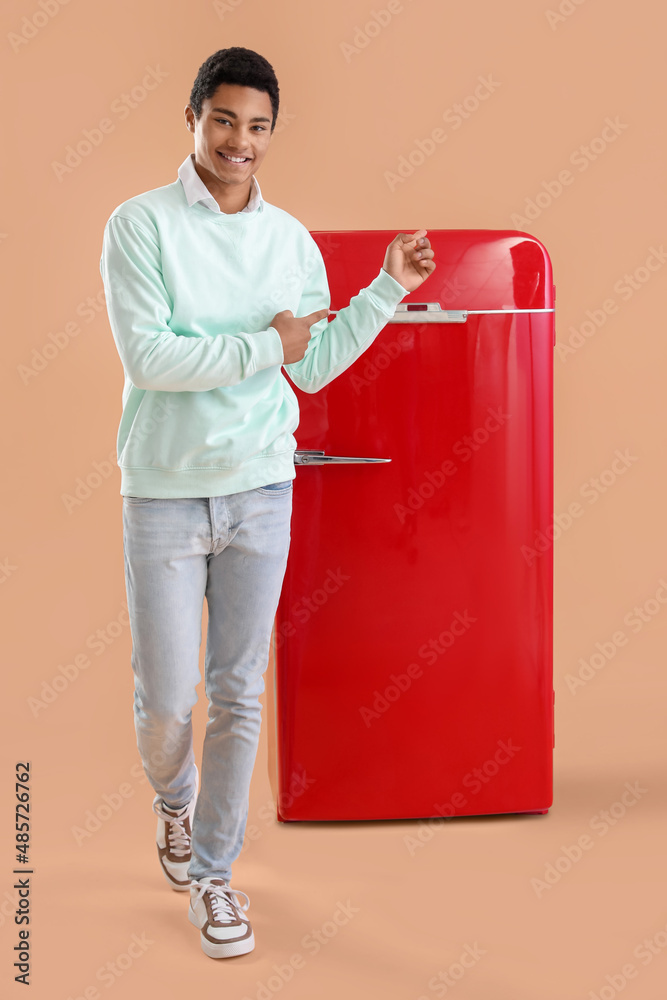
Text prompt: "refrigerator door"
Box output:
[[273, 230, 554, 822]]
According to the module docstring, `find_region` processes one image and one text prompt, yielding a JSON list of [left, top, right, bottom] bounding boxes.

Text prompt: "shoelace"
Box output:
[[191, 880, 250, 922], [153, 800, 192, 857]]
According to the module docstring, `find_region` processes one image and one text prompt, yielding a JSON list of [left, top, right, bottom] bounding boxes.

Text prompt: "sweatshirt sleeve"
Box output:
[[283, 240, 409, 393], [100, 214, 284, 392]]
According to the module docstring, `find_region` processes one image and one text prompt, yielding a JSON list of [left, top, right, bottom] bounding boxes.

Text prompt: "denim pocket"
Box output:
[[254, 480, 293, 495], [123, 496, 156, 504]]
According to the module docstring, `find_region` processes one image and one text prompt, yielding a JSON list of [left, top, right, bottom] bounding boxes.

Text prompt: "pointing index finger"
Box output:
[[302, 308, 329, 325]]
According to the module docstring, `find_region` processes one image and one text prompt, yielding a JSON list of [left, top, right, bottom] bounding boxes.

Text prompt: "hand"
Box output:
[[269, 307, 329, 364], [382, 229, 436, 293]]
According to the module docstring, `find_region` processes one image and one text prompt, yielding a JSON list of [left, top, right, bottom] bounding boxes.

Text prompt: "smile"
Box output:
[[218, 152, 251, 164]]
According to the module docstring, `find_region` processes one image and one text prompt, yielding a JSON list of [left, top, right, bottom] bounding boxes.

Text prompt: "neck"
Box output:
[[193, 155, 254, 214]]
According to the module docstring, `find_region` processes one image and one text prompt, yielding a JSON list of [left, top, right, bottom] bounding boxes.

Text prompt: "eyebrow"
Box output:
[[210, 107, 272, 123]]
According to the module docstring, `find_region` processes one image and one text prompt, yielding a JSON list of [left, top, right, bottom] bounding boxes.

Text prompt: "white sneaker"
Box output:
[[188, 876, 255, 958], [152, 765, 199, 891]]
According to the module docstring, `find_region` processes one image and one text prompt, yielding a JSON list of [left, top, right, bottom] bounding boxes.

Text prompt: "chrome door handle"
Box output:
[[294, 450, 391, 465], [328, 303, 555, 322], [386, 303, 468, 323], [328, 302, 465, 322]]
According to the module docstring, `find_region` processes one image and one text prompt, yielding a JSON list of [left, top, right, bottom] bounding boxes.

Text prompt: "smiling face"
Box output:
[[184, 82, 274, 212]]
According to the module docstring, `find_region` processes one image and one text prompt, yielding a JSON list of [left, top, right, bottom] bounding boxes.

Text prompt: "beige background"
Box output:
[[2, 0, 666, 996]]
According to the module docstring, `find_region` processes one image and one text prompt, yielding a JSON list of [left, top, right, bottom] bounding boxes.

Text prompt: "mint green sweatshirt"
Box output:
[[99, 176, 409, 498]]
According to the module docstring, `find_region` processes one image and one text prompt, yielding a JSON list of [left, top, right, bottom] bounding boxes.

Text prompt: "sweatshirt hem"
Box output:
[[119, 451, 297, 499]]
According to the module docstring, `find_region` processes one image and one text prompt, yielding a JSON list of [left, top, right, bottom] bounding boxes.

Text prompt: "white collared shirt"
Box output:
[[177, 151, 263, 214]]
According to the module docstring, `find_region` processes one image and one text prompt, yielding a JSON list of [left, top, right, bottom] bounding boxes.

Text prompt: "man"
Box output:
[[99, 46, 435, 960]]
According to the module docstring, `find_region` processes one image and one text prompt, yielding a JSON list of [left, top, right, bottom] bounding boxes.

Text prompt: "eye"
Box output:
[[214, 118, 266, 131]]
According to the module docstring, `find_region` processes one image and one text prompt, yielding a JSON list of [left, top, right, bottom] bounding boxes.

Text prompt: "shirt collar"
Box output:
[[177, 152, 263, 214]]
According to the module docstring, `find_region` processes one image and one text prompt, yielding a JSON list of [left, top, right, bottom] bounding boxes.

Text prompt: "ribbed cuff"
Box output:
[[366, 267, 410, 314], [252, 327, 285, 371]]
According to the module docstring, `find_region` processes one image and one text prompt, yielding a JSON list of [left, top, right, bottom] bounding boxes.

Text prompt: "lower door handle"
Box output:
[[294, 450, 391, 465]]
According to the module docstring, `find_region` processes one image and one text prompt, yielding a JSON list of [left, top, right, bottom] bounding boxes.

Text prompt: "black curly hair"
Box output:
[[188, 47, 280, 131]]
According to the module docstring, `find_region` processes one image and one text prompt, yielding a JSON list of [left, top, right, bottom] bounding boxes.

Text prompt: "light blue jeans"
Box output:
[[121, 480, 293, 882]]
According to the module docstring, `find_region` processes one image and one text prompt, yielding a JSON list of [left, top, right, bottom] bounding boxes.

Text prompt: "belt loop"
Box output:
[[208, 496, 215, 552]]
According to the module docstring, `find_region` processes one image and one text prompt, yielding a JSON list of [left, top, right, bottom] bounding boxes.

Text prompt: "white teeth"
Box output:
[[220, 153, 248, 162]]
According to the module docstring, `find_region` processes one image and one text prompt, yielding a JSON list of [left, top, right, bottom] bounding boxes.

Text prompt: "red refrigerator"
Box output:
[[272, 229, 554, 822]]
